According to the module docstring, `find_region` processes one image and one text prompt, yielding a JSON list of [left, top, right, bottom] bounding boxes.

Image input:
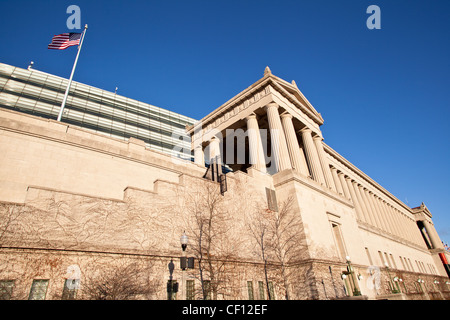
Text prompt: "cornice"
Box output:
[[187, 70, 324, 135], [323, 142, 415, 215]]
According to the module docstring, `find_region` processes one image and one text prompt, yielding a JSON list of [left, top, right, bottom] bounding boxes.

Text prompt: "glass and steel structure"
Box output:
[[0, 62, 196, 160]]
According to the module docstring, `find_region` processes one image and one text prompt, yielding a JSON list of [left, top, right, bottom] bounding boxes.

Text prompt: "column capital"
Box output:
[[299, 127, 312, 134], [265, 102, 279, 110], [245, 113, 258, 122], [312, 135, 324, 142], [280, 112, 293, 119]]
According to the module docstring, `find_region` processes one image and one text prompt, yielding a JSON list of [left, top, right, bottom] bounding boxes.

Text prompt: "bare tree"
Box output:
[[0, 203, 26, 247], [81, 259, 159, 300], [0, 190, 165, 300], [248, 196, 305, 300], [179, 180, 237, 300], [247, 204, 274, 299]]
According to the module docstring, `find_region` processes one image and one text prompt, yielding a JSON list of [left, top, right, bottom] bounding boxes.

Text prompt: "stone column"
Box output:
[[387, 205, 401, 238], [345, 177, 363, 221], [398, 212, 409, 241], [423, 221, 443, 249], [194, 145, 205, 167], [389, 207, 401, 238], [353, 184, 367, 223], [297, 139, 311, 177], [380, 200, 395, 236], [265, 103, 292, 172], [360, 187, 376, 227], [209, 136, 222, 176], [280, 113, 309, 176], [412, 220, 423, 246], [374, 196, 389, 233], [339, 173, 352, 201], [330, 167, 343, 195], [367, 191, 383, 230], [313, 136, 336, 191], [351, 181, 368, 223], [245, 113, 267, 173], [300, 128, 326, 185]]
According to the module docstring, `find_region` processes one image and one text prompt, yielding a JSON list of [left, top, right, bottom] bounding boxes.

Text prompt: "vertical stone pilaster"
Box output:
[[367, 191, 383, 230], [330, 167, 344, 195], [380, 200, 395, 236], [355, 184, 371, 224], [339, 173, 352, 201], [313, 136, 336, 191], [346, 178, 364, 222]]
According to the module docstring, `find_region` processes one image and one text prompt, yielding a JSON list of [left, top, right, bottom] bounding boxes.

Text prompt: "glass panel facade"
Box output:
[[0, 63, 196, 161]]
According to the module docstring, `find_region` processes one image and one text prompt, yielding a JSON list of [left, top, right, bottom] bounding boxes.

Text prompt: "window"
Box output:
[[265, 188, 278, 212], [389, 254, 397, 269], [378, 251, 385, 266], [384, 252, 391, 268], [28, 279, 49, 300], [331, 223, 347, 260], [399, 256, 407, 270], [0, 280, 15, 300], [186, 280, 195, 300], [268, 282, 275, 300], [247, 281, 254, 300], [62, 278, 79, 300], [258, 281, 265, 300], [365, 247, 373, 265], [407, 258, 414, 272], [415, 260, 421, 273]]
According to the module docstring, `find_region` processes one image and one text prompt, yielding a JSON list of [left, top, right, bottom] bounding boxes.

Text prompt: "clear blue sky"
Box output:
[[1, 0, 449, 245]]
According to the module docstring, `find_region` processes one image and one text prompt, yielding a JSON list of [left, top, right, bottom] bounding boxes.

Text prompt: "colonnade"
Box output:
[[330, 165, 425, 247], [192, 101, 427, 249], [193, 102, 336, 190]]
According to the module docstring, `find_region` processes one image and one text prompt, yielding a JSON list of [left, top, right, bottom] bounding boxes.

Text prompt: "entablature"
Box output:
[[187, 67, 324, 146]]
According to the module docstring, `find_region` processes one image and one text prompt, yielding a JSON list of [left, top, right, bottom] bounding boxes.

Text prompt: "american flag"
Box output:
[[48, 33, 82, 50]]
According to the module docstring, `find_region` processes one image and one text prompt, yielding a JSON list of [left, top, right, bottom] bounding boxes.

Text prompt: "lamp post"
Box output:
[[181, 231, 188, 252], [167, 259, 175, 300], [385, 263, 399, 294], [345, 256, 361, 296], [180, 231, 188, 300]]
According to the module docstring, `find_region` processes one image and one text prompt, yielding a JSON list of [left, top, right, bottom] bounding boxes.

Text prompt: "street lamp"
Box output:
[[179, 231, 195, 300], [344, 256, 361, 296], [385, 263, 400, 294], [181, 231, 188, 251], [180, 231, 188, 300]]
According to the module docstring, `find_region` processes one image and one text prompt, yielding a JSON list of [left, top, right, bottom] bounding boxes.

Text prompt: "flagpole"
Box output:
[[57, 24, 88, 122]]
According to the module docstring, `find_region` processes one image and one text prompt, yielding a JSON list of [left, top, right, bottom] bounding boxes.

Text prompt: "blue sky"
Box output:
[[1, 0, 449, 245]]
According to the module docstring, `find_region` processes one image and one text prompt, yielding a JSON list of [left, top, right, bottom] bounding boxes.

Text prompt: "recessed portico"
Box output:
[[187, 66, 336, 190]]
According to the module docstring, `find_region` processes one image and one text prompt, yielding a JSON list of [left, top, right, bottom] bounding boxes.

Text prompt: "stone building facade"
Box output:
[[0, 65, 448, 300]]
